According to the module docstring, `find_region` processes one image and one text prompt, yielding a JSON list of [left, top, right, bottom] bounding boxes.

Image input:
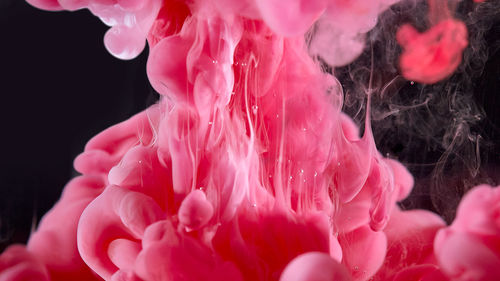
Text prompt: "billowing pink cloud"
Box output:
[[2, 1, 495, 281]]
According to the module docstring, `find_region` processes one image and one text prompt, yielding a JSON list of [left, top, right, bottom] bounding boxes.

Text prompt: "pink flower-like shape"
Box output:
[[397, 19, 468, 84]]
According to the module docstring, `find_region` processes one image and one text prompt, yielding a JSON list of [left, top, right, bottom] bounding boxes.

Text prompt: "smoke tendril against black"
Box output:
[[313, 0, 500, 222]]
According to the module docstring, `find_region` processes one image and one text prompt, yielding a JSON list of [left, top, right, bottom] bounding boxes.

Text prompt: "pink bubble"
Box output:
[[178, 190, 214, 230], [338, 225, 387, 280], [280, 252, 351, 281]]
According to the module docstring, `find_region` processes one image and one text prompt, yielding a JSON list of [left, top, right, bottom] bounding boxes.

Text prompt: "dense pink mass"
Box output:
[[1, 0, 497, 281]]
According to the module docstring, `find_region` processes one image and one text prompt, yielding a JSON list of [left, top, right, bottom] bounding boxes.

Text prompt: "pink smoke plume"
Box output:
[[1, 0, 498, 281]]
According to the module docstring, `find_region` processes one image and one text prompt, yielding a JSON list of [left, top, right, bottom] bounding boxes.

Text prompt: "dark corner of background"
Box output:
[[0, 0, 156, 252]]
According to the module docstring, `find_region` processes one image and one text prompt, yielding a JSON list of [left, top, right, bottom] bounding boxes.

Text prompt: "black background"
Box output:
[[0, 0, 156, 252]]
